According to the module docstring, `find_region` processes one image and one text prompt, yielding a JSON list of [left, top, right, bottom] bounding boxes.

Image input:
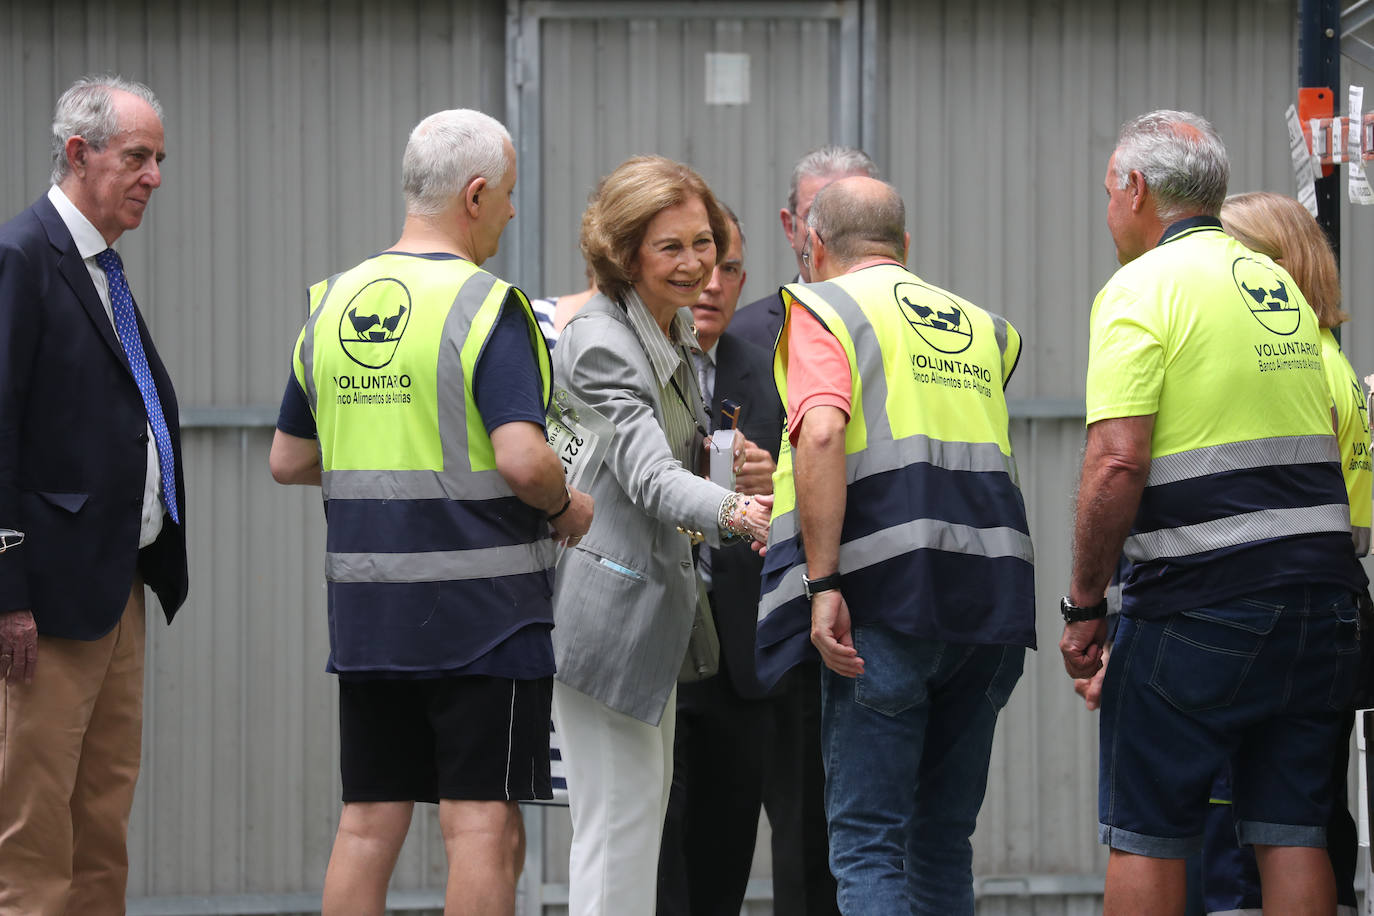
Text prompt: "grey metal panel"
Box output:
[[526, 2, 856, 307], [880, 0, 1303, 404]]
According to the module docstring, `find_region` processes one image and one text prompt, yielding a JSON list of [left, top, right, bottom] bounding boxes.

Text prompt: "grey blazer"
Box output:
[[551, 294, 730, 725]]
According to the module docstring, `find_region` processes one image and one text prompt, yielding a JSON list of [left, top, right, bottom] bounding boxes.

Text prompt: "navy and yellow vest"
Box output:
[[1086, 222, 1365, 617], [755, 264, 1036, 689], [292, 253, 555, 674]]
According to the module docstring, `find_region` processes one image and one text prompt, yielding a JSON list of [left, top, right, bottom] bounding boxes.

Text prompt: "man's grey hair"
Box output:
[[807, 178, 905, 264], [722, 203, 745, 252], [788, 146, 880, 213], [51, 76, 163, 186], [1113, 110, 1229, 223], [403, 109, 512, 216]]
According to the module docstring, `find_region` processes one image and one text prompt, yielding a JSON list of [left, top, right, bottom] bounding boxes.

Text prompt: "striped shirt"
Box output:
[[623, 290, 705, 470]]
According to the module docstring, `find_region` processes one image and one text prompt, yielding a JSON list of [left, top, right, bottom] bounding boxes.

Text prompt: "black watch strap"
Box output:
[[803, 572, 842, 599], [1060, 595, 1108, 623]]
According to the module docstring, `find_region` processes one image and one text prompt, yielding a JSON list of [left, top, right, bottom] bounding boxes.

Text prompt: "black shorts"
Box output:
[[338, 674, 553, 803]]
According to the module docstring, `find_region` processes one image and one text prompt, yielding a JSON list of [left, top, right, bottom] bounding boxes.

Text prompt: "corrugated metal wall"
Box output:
[[4, 0, 1370, 912], [0, 0, 509, 905]]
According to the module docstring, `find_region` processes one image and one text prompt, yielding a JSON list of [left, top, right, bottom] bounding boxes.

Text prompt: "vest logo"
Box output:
[[894, 282, 971, 354], [339, 278, 412, 368], [1232, 256, 1300, 336]]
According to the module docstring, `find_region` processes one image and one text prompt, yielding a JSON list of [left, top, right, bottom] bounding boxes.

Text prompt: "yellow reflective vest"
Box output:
[[292, 252, 555, 674], [756, 264, 1035, 687]]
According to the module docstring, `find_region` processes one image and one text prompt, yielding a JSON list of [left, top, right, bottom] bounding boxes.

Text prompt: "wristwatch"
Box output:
[[803, 572, 842, 600], [1060, 595, 1108, 623]]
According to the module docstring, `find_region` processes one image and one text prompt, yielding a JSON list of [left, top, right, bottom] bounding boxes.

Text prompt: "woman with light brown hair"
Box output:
[[548, 155, 771, 914], [1211, 190, 1369, 914]]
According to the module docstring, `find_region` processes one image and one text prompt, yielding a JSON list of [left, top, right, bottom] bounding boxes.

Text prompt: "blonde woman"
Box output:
[[549, 156, 771, 915], [1206, 190, 1370, 915]]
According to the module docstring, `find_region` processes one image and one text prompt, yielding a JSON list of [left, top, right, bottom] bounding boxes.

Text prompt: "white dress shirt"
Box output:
[[48, 185, 165, 548]]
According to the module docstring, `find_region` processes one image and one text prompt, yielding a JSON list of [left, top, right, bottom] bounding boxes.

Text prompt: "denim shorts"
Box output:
[[1098, 585, 1360, 858]]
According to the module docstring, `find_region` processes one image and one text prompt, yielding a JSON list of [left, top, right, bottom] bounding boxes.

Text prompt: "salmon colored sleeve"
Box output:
[[787, 304, 853, 447]]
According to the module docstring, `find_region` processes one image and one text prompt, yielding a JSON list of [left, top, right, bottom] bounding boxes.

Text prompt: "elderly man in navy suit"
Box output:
[[0, 75, 187, 914]]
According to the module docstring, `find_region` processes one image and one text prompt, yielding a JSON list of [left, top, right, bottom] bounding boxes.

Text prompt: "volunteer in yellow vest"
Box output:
[[1060, 111, 1367, 916], [755, 177, 1034, 914], [269, 108, 592, 916]]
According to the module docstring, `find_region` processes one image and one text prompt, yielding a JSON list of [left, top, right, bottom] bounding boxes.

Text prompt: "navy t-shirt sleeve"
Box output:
[[276, 371, 317, 438], [473, 293, 548, 433]]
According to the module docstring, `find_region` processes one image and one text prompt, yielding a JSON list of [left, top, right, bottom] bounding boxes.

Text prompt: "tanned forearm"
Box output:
[[1069, 415, 1155, 606], [794, 406, 849, 577]]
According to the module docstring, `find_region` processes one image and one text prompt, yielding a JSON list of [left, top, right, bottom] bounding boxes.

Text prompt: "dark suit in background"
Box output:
[[730, 295, 839, 916], [728, 291, 785, 353], [658, 330, 783, 915]]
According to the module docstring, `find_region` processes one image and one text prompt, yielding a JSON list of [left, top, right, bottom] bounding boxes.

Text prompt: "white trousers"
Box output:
[[552, 680, 677, 916]]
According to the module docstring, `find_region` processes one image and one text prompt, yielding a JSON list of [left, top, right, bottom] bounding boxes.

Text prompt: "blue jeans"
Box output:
[[1099, 585, 1360, 858], [820, 626, 1025, 915]]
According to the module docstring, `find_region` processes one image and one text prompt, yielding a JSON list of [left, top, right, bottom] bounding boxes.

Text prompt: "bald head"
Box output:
[[807, 176, 906, 268]]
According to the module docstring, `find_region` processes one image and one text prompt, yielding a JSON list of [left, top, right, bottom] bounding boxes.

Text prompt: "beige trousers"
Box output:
[[0, 583, 146, 916]]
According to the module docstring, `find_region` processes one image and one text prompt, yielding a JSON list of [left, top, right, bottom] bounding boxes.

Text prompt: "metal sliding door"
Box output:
[[507, 1, 862, 307]]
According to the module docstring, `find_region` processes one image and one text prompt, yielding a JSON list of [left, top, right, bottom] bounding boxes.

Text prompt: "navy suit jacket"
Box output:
[[0, 195, 188, 639], [728, 291, 785, 352], [706, 332, 783, 699]]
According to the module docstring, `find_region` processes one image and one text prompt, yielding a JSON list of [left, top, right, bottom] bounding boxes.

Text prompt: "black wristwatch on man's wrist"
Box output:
[[803, 572, 842, 600], [1060, 595, 1108, 623]]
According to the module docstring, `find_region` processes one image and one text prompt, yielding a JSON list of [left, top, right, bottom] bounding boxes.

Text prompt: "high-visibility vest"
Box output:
[[292, 252, 555, 673], [756, 264, 1035, 688], [1321, 328, 1372, 555], [1086, 219, 1362, 616]]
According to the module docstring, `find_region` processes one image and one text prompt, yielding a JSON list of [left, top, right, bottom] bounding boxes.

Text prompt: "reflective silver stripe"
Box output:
[[1146, 435, 1338, 487], [439, 270, 499, 477], [768, 507, 797, 545], [321, 467, 510, 501], [800, 280, 894, 443], [1124, 503, 1351, 563], [298, 273, 341, 410], [326, 539, 556, 582], [846, 435, 1015, 484], [764, 435, 1015, 546], [758, 518, 1034, 619], [991, 313, 1009, 360], [1353, 525, 1370, 556]]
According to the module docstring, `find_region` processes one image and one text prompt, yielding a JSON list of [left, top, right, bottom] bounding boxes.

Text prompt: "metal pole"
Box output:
[[1299, 0, 1342, 266]]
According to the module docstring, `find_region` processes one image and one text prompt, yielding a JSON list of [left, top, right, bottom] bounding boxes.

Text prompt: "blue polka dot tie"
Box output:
[[95, 248, 180, 525]]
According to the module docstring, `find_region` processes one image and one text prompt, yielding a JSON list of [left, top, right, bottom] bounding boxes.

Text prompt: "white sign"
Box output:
[[705, 52, 750, 106], [1350, 86, 1374, 205], [1285, 104, 1319, 217]]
